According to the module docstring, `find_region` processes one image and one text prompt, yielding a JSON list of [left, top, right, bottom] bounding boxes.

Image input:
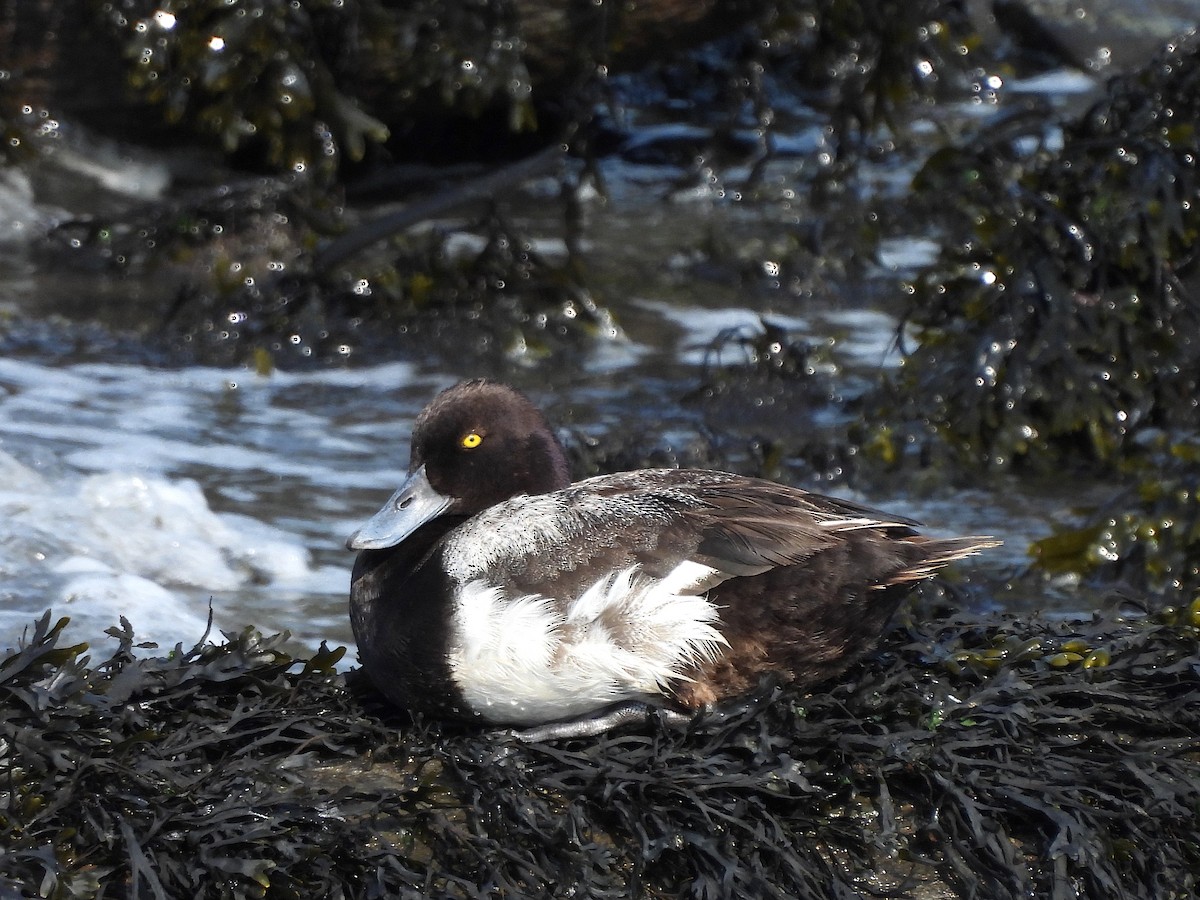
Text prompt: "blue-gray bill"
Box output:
[[347, 464, 453, 550]]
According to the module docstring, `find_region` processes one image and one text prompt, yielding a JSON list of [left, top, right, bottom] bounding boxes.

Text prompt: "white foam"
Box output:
[[55, 563, 213, 649], [0, 356, 460, 652], [0, 442, 348, 649], [78, 474, 247, 590]]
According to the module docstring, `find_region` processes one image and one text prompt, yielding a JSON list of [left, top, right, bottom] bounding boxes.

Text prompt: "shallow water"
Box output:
[[0, 64, 1118, 657], [0, 293, 1075, 659], [0, 359, 426, 651]]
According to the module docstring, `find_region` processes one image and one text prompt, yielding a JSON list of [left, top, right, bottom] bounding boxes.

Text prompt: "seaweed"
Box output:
[[3, 603, 1198, 898], [891, 31, 1200, 473], [86, 0, 989, 175], [90, 0, 528, 176], [1031, 434, 1200, 594], [752, 0, 986, 159], [871, 30, 1200, 595], [18, 0, 1007, 368]]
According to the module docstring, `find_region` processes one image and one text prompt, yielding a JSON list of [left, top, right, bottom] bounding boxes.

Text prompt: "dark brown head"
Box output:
[[347, 380, 571, 550], [411, 379, 570, 510]]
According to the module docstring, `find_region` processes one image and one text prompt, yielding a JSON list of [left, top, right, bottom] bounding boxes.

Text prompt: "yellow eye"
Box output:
[[460, 432, 483, 449]]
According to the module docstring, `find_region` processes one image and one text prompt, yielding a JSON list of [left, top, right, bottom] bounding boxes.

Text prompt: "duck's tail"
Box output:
[[889, 535, 1002, 584]]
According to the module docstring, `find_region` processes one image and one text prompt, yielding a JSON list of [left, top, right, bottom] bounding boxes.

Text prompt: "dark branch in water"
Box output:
[[312, 145, 566, 276]]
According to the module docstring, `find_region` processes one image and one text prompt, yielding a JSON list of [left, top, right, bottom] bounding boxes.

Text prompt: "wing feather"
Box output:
[[441, 468, 917, 597]]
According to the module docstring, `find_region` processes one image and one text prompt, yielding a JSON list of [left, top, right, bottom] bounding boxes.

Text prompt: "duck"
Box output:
[[347, 379, 997, 741]]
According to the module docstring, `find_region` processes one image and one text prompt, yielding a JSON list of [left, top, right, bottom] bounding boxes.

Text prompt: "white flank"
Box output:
[[448, 565, 728, 725]]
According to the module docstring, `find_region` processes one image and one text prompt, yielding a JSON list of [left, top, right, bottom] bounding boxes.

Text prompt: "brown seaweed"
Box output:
[[2, 603, 1197, 898]]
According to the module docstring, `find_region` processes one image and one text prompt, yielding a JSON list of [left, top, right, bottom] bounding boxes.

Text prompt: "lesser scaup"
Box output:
[[348, 379, 997, 740]]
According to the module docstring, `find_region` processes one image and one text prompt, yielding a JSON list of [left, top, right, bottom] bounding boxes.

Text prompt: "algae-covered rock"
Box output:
[[892, 32, 1200, 473], [2, 606, 1197, 898]]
